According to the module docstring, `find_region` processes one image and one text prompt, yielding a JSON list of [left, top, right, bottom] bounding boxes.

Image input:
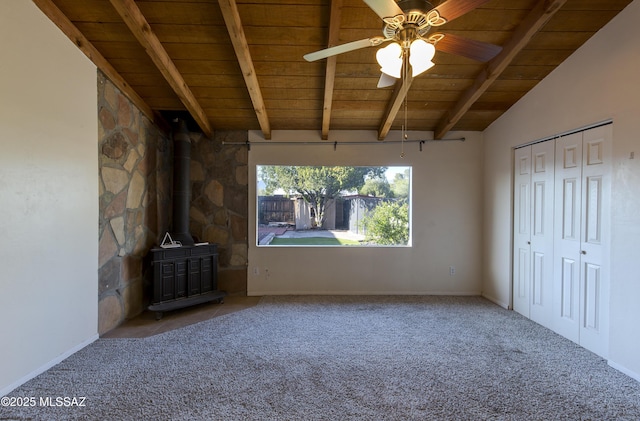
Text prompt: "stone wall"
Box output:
[[98, 72, 248, 334], [189, 131, 248, 295], [97, 73, 249, 334], [97, 71, 172, 334]]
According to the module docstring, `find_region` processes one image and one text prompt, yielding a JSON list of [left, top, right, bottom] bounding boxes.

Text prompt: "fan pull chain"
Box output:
[[401, 51, 408, 158]]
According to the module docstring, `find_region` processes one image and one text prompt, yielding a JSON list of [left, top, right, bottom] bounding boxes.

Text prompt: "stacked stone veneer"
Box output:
[[97, 73, 249, 334], [97, 72, 172, 334], [189, 131, 248, 295]]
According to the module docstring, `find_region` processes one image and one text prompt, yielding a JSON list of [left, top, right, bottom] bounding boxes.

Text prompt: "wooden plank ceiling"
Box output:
[[33, 0, 633, 140]]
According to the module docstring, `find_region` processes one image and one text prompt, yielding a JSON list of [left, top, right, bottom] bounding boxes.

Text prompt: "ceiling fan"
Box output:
[[304, 0, 502, 87]]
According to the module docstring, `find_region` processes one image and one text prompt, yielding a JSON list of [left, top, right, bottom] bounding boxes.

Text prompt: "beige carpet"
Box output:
[[4, 295, 640, 420]]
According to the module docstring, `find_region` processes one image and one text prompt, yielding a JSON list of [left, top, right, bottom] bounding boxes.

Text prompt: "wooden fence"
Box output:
[[258, 196, 294, 225]]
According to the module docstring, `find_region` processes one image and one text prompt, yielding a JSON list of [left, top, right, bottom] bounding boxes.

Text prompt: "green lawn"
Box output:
[[269, 237, 361, 246]]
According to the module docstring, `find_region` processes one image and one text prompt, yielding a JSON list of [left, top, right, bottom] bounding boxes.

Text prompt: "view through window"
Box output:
[[257, 165, 411, 247]]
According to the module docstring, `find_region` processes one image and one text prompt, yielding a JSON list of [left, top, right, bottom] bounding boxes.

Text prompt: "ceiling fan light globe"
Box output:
[[409, 38, 435, 61], [409, 39, 435, 77], [376, 42, 403, 69]]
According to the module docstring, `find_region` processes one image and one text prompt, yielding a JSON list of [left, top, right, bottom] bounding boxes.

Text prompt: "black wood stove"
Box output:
[[148, 243, 225, 319], [148, 118, 226, 319]]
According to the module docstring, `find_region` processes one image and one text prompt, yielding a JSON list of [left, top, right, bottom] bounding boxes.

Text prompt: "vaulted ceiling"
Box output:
[[34, 0, 632, 140]]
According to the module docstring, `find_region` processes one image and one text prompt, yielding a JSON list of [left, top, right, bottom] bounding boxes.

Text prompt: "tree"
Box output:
[[390, 169, 410, 199], [260, 165, 385, 228], [360, 177, 393, 198], [361, 200, 409, 245]]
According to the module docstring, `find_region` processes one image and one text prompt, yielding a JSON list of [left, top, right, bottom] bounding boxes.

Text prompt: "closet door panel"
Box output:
[[513, 147, 532, 316], [562, 179, 580, 241], [578, 125, 611, 358], [529, 141, 554, 328], [560, 257, 577, 319], [532, 251, 544, 305], [553, 132, 583, 343], [583, 262, 601, 330]]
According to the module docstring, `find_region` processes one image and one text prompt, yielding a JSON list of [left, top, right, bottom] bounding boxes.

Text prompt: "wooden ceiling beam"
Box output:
[[108, 0, 213, 137], [321, 0, 344, 140], [218, 0, 271, 140], [378, 71, 414, 140], [31, 0, 154, 121], [434, 0, 568, 139]]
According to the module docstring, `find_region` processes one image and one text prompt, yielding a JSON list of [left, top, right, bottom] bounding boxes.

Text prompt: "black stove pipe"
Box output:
[[171, 118, 195, 246]]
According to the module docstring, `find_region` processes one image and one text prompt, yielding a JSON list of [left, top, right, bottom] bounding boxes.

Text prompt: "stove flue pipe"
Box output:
[[170, 118, 195, 246]]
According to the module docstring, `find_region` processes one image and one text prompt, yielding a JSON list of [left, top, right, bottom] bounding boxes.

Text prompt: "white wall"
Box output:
[[482, 1, 640, 379], [0, 1, 99, 394], [248, 130, 483, 295]]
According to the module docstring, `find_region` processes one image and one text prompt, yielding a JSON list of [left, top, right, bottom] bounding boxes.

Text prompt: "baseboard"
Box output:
[[481, 292, 510, 310], [247, 290, 483, 296], [0, 334, 99, 397], [608, 360, 640, 383]]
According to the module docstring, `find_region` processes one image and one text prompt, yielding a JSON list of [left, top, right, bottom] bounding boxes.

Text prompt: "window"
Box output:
[[257, 165, 411, 247]]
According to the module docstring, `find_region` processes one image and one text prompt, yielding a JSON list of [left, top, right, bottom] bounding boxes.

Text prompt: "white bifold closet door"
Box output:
[[512, 141, 555, 329], [513, 124, 611, 359], [553, 125, 611, 358], [513, 147, 532, 317]]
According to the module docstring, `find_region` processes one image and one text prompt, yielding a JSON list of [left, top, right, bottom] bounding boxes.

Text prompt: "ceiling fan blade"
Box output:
[[429, 32, 502, 62], [362, 0, 404, 21], [303, 37, 387, 62], [377, 73, 397, 88], [431, 0, 491, 25]]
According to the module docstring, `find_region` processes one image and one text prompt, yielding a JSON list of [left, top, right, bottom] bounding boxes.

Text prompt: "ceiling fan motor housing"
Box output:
[[398, 0, 434, 13], [383, 0, 435, 39]]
